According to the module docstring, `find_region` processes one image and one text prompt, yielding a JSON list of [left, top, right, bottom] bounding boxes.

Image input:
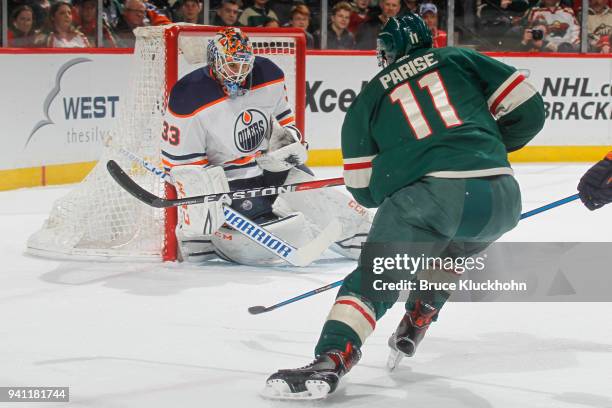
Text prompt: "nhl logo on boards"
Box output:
[[234, 108, 268, 153]]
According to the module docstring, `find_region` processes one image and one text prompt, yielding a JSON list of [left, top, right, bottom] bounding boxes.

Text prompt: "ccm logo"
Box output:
[[348, 200, 367, 216], [214, 231, 233, 240]]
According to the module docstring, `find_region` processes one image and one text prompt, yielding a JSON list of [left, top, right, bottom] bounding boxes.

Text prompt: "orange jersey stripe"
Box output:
[[162, 158, 209, 168], [279, 116, 295, 126], [225, 152, 262, 166]]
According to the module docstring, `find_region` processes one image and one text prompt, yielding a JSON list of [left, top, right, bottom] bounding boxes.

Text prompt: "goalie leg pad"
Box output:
[[277, 167, 374, 260], [177, 237, 217, 263], [171, 165, 230, 238], [211, 212, 315, 266]]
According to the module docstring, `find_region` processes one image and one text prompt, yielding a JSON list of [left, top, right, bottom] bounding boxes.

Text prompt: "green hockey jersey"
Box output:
[[341, 47, 545, 208]]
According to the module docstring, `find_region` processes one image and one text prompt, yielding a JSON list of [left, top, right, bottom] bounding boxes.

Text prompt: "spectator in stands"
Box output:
[[400, 0, 419, 15], [420, 3, 447, 47], [264, 17, 281, 26], [114, 0, 171, 47], [176, 0, 204, 24], [35, 1, 90, 47], [103, 0, 122, 27], [316, 1, 356, 49], [76, 0, 118, 47], [586, 0, 612, 53], [270, 0, 296, 25], [287, 5, 315, 48], [524, 0, 580, 51], [355, 0, 401, 49], [9, 0, 50, 29], [8, 5, 39, 47], [213, 0, 241, 26], [519, 23, 554, 51], [476, 0, 530, 50], [239, 0, 279, 26], [348, 0, 372, 34]]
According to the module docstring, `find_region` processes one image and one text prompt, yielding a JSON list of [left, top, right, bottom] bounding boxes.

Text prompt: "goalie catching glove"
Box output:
[[170, 165, 231, 238], [257, 117, 307, 172]]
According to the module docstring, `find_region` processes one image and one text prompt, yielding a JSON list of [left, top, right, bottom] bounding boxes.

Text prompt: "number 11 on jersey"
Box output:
[[390, 71, 462, 140]]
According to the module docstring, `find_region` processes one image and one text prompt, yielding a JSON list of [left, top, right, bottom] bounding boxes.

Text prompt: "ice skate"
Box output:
[[387, 300, 438, 371], [262, 343, 361, 400]]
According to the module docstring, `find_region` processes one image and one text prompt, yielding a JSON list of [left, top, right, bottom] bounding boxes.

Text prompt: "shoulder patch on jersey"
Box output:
[[168, 68, 226, 116], [250, 56, 284, 89]]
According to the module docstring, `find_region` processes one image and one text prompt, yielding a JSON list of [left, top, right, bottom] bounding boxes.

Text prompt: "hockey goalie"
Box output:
[[161, 27, 371, 265]]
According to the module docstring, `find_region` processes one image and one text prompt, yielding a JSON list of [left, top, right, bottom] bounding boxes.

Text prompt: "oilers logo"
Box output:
[[234, 109, 268, 153]]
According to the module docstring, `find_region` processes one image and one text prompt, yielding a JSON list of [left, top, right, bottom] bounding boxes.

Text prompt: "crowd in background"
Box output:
[[2, 0, 611, 52]]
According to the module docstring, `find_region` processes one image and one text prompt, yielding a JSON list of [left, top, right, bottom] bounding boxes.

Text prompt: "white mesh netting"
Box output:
[[27, 25, 301, 261]]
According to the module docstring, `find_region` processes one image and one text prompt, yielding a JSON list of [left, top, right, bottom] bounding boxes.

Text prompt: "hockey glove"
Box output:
[[258, 117, 307, 172], [577, 152, 612, 211], [170, 165, 231, 237]]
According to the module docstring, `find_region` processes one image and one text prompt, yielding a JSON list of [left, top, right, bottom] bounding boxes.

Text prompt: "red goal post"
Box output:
[[162, 25, 307, 261]]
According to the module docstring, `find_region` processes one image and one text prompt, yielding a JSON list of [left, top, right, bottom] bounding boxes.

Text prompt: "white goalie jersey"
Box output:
[[161, 56, 373, 266], [161, 56, 299, 182]]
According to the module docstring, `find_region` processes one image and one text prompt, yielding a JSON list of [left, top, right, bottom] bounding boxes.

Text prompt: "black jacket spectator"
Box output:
[[319, 1, 357, 49], [212, 13, 242, 26], [317, 23, 356, 49], [355, 9, 383, 49], [355, 0, 401, 49]]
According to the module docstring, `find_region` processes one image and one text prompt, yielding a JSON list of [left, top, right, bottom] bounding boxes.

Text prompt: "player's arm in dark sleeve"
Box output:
[[341, 95, 379, 208], [464, 49, 546, 152]]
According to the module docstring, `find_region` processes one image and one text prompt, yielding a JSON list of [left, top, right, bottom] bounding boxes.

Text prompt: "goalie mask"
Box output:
[[207, 27, 255, 98]]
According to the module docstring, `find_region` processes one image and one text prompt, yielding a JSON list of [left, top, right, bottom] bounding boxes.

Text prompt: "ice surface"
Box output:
[[0, 165, 611, 408]]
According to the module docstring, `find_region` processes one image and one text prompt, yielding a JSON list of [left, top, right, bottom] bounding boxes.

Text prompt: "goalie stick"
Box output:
[[106, 159, 345, 208], [113, 149, 341, 267]]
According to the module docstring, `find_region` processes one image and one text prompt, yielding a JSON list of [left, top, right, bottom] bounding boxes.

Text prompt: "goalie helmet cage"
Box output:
[[26, 25, 307, 262]]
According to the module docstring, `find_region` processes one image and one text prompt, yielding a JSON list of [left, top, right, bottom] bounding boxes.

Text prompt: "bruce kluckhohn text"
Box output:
[[372, 279, 528, 292]]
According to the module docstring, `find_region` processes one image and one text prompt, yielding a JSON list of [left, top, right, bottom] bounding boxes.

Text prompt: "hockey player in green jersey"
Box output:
[[263, 13, 545, 400]]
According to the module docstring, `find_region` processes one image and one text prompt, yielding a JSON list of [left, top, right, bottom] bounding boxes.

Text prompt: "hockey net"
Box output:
[[26, 25, 306, 262]]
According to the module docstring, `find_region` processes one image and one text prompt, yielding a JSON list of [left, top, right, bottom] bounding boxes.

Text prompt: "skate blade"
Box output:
[[261, 379, 330, 401], [386, 347, 404, 372]]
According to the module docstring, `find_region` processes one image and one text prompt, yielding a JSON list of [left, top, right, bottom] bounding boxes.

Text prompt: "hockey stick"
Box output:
[[248, 193, 581, 314], [107, 159, 345, 208], [114, 149, 341, 267], [519, 193, 579, 220], [248, 279, 344, 315]]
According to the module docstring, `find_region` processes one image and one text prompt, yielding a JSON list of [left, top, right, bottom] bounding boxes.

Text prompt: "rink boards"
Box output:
[[0, 49, 610, 190]]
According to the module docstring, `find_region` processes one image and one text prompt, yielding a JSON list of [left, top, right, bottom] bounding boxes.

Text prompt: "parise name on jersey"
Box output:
[[379, 53, 439, 90]]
